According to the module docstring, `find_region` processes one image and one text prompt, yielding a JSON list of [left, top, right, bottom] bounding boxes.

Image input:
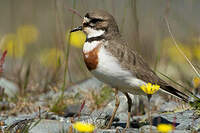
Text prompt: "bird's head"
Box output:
[[71, 10, 119, 39]]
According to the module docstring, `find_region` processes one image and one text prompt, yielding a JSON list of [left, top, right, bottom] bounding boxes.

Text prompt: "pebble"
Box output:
[[0, 78, 19, 98]]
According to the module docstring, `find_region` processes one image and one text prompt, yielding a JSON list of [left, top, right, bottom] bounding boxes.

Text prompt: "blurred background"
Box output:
[[0, 0, 199, 114]]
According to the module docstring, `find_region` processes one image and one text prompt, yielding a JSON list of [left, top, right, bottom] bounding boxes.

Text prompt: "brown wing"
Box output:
[[105, 36, 188, 102]]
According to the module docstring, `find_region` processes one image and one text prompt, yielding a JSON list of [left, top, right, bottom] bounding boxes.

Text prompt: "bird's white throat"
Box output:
[[85, 27, 105, 38], [83, 41, 102, 53], [83, 27, 105, 54]]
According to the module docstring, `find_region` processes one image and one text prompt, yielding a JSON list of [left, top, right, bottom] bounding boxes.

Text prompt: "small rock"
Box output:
[[53, 77, 103, 99], [4, 115, 34, 127], [152, 116, 179, 127], [139, 125, 158, 133], [153, 110, 198, 131], [29, 119, 70, 133], [96, 128, 139, 133], [191, 116, 200, 131], [67, 77, 103, 93], [63, 104, 81, 117], [160, 101, 179, 112], [169, 130, 191, 133], [95, 129, 117, 133], [0, 78, 19, 98]]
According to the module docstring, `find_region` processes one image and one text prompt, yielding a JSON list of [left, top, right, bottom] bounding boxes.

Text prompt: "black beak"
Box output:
[[70, 26, 82, 32]]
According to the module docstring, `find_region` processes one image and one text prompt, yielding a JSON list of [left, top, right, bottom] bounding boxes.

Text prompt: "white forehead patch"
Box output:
[[83, 41, 101, 53], [84, 27, 105, 38]]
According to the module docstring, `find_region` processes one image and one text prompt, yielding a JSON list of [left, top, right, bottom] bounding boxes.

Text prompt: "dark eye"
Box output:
[[90, 18, 103, 24]]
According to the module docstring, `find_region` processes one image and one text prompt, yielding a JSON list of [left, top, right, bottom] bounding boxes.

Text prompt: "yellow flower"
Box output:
[[68, 30, 86, 48], [0, 33, 25, 58], [17, 25, 39, 44], [140, 83, 160, 95], [73, 121, 95, 132], [193, 77, 200, 88], [39, 48, 64, 69], [157, 124, 173, 133]]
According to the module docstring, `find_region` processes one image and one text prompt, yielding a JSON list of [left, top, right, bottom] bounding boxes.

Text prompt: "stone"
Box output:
[[53, 77, 103, 99], [139, 125, 158, 133], [95, 128, 139, 133], [152, 116, 179, 127], [160, 101, 179, 112], [63, 104, 81, 117], [0, 78, 19, 98], [29, 119, 70, 133], [153, 110, 199, 131]]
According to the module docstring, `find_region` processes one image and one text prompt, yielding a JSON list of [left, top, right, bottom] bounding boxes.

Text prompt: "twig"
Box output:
[[38, 106, 41, 119], [0, 50, 7, 74], [172, 115, 176, 133], [68, 8, 83, 19], [164, 17, 200, 78], [77, 99, 86, 119], [68, 125, 73, 133]]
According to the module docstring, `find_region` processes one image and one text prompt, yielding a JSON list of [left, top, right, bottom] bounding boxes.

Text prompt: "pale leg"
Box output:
[[106, 88, 120, 129]]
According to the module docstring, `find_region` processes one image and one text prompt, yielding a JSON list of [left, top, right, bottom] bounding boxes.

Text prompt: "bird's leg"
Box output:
[[123, 92, 132, 129], [106, 88, 120, 129]]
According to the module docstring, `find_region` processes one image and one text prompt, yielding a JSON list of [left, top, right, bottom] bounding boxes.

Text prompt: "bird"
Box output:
[[70, 10, 189, 129]]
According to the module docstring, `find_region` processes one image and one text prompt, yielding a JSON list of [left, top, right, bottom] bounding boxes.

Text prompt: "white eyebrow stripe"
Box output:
[[83, 17, 90, 23]]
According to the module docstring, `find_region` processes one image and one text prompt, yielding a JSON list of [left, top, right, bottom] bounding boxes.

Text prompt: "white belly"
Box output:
[[91, 45, 146, 95]]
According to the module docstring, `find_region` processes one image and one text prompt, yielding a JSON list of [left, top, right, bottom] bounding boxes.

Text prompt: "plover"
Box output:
[[71, 10, 189, 129]]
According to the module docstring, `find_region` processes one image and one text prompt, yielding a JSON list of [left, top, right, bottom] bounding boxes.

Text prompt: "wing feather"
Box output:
[[104, 36, 188, 102]]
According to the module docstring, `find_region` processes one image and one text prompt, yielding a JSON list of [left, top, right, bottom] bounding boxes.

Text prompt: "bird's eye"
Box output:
[[90, 18, 103, 24]]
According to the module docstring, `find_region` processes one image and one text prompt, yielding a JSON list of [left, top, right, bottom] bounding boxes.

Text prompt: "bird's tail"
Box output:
[[160, 85, 189, 102]]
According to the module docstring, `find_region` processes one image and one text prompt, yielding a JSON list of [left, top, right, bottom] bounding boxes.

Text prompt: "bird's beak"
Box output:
[[70, 26, 82, 32]]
